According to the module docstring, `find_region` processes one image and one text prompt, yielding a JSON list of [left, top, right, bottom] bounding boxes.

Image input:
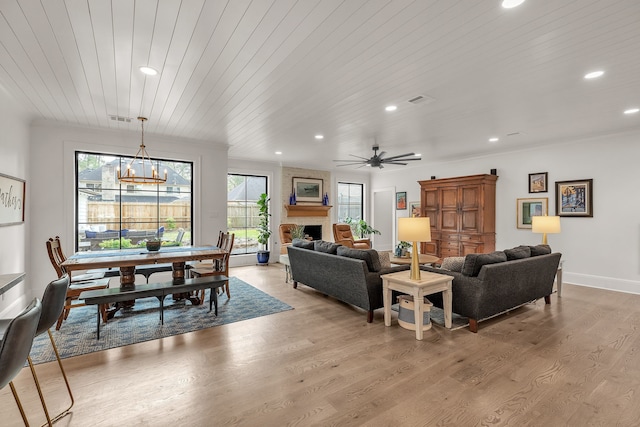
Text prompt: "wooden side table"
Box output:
[[381, 270, 454, 340]]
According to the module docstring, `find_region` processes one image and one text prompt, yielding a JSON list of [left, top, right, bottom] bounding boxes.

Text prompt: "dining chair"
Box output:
[[191, 232, 234, 300], [0, 298, 43, 426], [25, 275, 74, 425], [46, 236, 110, 329]]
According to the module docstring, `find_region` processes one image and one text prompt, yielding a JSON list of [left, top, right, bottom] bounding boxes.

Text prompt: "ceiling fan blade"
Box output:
[[376, 151, 386, 159], [382, 161, 409, 165], [336, 162, 367, 167], [349, 154, 371, 160], [381, 157, 422, 162], [381, 152, 417, 161]]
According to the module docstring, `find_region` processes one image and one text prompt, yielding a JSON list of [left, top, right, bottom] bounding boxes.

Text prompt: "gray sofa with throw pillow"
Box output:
[[287, 239, 409, 322], [421, 245, 561, 333]]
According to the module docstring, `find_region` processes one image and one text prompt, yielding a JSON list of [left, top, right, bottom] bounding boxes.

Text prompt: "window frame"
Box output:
[[227, 173, 269, 256], [74, 150, 194, 252], [337, 181, 364, 223]]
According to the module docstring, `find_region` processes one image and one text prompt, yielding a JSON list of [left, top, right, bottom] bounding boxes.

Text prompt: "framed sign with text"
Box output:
[[0, 173, 25, 226]]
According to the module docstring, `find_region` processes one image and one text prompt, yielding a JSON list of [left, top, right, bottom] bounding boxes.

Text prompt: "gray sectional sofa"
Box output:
[[287, 239, 409, 322], [421, 245, 562, 332]]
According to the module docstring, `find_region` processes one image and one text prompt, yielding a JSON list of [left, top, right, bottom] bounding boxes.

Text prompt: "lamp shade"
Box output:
[[532, 216, 561, 234], [398, 217, 431, 242]]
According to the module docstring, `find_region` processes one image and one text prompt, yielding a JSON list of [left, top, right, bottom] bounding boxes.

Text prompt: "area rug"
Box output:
[[29, 277, 293, 364], [391, 304, 469, 331]]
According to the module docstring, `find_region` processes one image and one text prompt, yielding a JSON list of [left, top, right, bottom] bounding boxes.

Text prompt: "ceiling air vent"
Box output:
[[109, 115, 132, 123], [407, 95, 435, 105]]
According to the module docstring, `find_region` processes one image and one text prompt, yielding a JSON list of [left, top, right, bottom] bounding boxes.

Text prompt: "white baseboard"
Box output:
[[564, 272, 640, 295]]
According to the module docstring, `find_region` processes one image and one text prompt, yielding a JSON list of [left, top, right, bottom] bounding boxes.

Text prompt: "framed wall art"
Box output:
[[556, 179, 593, 217], [409, 201, 421, 217], [528, 172, 548, 193], [292, 177, 323, 203], [516, 197, 548, 229], [0, 173, 26, 226], [396, 192, 407, 210]]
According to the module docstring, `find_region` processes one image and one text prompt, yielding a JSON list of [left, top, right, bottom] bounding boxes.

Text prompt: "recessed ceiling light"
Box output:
[[139, 66, 158, 76], [624, 108, 639, 115], [275, 151, 282, 155], [489, 137, 499, 142], [315, 134, 324, 140], [502, 0, 526, 9], [414, 153, 422, 157], [584, 70, 604, 79], [385, 105, 397, 112]]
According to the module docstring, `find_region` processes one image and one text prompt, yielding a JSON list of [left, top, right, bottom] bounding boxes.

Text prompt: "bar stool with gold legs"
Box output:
[[26, 275, 74, 425], [0, 298, 43, 426]]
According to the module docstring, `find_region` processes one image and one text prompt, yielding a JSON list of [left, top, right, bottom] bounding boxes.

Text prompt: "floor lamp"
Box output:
[[532, 215, 561, 244], [398, 217, 431, 280]]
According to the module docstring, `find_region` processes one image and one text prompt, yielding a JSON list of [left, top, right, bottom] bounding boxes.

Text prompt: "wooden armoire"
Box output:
[[419, 174, 497, 258]]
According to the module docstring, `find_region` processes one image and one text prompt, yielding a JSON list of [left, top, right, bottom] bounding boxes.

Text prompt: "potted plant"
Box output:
[[395, 241, 411, 257], [256, 193, 271, 264], [345, 217, 381, 239], [290, 224, 306, 240]]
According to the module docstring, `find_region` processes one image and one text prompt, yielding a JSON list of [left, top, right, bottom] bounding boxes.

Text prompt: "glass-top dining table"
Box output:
[[61, 245, 227, 306]]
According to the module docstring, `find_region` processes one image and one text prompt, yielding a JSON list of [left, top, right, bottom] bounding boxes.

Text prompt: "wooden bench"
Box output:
[[80, 275, 228, 339]]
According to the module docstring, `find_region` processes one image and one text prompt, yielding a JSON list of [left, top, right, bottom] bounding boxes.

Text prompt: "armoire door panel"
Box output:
[[440, 188, 458, 209], [441, 211, 458, 231]]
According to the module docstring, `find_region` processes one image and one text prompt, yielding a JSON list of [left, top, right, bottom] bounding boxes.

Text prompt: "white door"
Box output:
[[372, 187, 395, 251]]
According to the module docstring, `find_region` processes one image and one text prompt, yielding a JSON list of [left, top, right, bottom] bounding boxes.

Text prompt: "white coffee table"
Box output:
[[381, 270, 454, 340]]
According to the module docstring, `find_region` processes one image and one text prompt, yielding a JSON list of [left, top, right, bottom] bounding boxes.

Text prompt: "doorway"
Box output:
[[372, 187, 395, 251]]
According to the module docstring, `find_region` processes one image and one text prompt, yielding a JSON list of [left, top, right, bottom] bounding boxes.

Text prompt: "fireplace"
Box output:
[[304, 225, 322, 241]]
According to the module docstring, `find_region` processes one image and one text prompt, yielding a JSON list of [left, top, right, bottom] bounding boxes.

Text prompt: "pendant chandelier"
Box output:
[[117, 117, 167, 185]]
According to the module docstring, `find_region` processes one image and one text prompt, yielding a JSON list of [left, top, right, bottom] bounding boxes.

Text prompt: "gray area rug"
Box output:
[[30, 277, 293, 364]]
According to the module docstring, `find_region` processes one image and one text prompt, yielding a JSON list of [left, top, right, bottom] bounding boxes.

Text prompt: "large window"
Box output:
[[337, 182, 364, 222], [75, 151, 193, 252], [227, 174, 268, 255]]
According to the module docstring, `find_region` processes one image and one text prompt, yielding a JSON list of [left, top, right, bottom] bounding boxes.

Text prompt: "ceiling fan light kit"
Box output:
[[333, 145, 422, 169]]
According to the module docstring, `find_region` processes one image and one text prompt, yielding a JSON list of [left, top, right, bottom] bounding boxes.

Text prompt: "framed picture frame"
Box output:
[[0, 172, 26, 226], [409, 201, 421, 217], [516, 197, 548, 229], [556, 179, 593, 217], [396, 192, 407, 210], [293, 177, 323, 203], [528, 172, 548, 193]]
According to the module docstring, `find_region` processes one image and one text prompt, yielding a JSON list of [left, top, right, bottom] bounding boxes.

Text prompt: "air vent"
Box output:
[[506, 131, 526, 137], [109, 115, 132, 123], [407, 95, 435, 105]]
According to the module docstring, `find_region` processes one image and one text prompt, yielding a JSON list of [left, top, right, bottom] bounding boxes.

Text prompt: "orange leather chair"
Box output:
[[332, 223, 371, 249], [279, 224, 297, 254]]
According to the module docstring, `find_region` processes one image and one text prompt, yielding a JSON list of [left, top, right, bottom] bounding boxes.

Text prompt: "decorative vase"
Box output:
[[257, 250, 270, 265], [291, 191, 296, 205], [146, 240, 161, 251]]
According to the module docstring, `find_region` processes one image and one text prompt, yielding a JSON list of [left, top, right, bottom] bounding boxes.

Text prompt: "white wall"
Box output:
[[0, 94, 31, 317], [29, 121, 228, 299], [370, 131, 640, 294]]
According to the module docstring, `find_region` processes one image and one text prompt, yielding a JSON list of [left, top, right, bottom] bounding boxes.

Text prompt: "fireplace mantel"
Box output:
[[284, 204, 332, 217]]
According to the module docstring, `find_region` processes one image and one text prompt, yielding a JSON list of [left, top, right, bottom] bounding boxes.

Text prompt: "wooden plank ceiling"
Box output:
[[0, 0, 639, 169]]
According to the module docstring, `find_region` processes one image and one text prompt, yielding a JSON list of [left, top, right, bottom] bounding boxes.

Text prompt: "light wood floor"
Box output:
[[3, 264, 640, 426]]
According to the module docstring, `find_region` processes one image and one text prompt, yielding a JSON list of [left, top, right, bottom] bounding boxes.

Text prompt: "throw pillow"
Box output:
[[529, 244, 552, 256], [292, 238, 314, 250], [377, 251, 391, 269], [441, 256, 465, 272], [504, 246, 531, 261], [314, 240, 341, 254], [461, 251, 507, 277], [337, 246, 381, 272]]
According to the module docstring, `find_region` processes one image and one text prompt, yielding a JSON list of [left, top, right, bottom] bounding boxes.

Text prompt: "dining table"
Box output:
[[61, 245, 227, 308]]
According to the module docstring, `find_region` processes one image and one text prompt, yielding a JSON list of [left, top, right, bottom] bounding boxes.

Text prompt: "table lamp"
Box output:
[[531, 215, 561, 244], [398, 217, 431, 280]]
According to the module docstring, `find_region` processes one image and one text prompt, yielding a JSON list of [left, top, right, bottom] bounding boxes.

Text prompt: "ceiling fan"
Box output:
[[333, 145, 421, 168]]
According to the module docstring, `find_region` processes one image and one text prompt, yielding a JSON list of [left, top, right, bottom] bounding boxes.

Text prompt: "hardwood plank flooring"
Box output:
[[2, 264, 640, 426]]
